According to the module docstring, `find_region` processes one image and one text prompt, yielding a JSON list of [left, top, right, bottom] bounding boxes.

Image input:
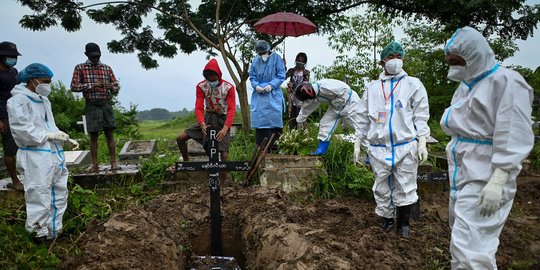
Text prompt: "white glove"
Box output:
[[256, 86, 264, 93], [418, 136, 428, 162], [297, 121, 307, 130], [47, 131, 69, 142], [353, 138, 362, 164], [476, 167, 509, 217], [66, 139, 80, 150], [264, 85, 272, 93]]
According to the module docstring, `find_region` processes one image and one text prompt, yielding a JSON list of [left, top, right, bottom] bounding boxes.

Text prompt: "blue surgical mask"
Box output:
[[4, 57, 17, 67], [208, 80, 219, 88]]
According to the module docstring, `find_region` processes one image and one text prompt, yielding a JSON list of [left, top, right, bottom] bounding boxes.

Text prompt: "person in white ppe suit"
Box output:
[[355, 41, 430, 238], [441, 26, 534, 269], [7, 63, 79, 239], [294, 79, 363, 155]]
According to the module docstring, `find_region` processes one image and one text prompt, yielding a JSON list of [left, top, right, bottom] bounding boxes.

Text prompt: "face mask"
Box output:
[[447, 65, 467, 82], [295, 61, 305, 68], [260, 53, 269, 62], [4, 57, 17, 67], [36, 83, 52, 96], [384, 58, 403, 75], [208, 80, 219, 88]]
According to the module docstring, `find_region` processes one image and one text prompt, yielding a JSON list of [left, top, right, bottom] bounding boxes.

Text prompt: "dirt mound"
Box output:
[[62, 179, 540, 269]]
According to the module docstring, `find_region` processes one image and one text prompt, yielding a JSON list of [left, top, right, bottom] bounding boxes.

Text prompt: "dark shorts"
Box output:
[[184, 112, 230, 152], [1, 118, 18, 157], [85, 101, 116, 133]]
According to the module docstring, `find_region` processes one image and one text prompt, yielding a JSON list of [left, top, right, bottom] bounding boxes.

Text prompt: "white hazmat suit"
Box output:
[[296, 79, 363, 142], [7, 84, 69, 239], [441, 26, 534, 269], [358, 70, 430, 218]]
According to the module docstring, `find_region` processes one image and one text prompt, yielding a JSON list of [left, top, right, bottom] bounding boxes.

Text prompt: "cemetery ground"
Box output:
[[1, 119, 539, 270]]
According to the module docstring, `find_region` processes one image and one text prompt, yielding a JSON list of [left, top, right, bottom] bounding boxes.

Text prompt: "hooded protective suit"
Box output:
[[296, 79, 363, 141], [357, 69, 430, 218], [441, 26, 534, 269], [7, 84, 68, 239], [249, 52, 286, 128]]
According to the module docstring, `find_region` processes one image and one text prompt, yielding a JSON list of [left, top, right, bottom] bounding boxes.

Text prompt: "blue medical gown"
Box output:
[[249, 53, 286, 128]]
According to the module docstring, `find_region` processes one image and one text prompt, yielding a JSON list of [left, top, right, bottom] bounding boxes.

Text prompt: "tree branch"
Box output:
[[181, 0, 219, 49], [81, 0, 184, 22]]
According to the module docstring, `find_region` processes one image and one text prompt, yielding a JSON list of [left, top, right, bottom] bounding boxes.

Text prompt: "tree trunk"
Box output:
[[236, 77, 251, 130]]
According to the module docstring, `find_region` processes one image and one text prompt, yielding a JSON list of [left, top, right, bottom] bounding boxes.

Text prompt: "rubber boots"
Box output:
[[396, 204, 412, 238], [312, 140, 330, 155], [381, 218, 394, 232]]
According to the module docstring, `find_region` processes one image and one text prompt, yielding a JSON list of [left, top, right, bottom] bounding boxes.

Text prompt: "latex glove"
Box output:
[[353, 138, 362, 164], [418, 136, 428, 162], [476, 168, 509, 217], [66, 139, 80, 150], [264, 85, 272, 93], [47, 131, 69, 142], [255, 86, 265, 93], [297, 121, 307, 131]]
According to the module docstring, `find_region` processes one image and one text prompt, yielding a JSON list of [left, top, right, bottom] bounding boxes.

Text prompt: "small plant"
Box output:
[[276, 128, 315, 155]]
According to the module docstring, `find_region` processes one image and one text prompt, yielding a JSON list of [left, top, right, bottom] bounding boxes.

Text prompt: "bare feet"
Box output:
[[6, 181, 24, 191], [110, 164, 121, 171], [87, 165, 99, 173]]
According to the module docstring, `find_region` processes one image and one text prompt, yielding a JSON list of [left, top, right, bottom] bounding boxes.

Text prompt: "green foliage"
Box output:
[[276, 128, 315, 155], [114, 103, 141, 139], [315, 139, 375, 199], [49, 82, 86, 132], [139, 151, 178, 188], [529, 142, 540, 170], [313, 10, 397, 90]]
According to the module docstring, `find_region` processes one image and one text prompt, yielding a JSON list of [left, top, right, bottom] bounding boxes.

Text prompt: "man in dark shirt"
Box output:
[[70, 42, 120, 172], [0, 41, 23, 191]]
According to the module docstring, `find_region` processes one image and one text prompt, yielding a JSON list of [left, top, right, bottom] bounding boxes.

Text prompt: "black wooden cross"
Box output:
[[175, 128, 251, 256]]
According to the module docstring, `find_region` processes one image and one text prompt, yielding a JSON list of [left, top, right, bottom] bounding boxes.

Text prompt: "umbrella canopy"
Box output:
[[254, 12, 316, 37]]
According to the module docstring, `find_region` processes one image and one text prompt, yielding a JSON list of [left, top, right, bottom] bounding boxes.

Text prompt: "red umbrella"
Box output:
[[254, 12, 317, 37], [254, 12, 317, 59]]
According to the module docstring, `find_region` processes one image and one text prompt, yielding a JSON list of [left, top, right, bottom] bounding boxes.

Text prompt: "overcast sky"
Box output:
[[2, 1, 539, 112]]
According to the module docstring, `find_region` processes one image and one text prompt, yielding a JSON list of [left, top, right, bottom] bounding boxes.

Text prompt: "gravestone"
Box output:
[[71, 164, 140, 188], [259, 154, 326, 193], [119, 140, 157, 160], [64, 150, 91, 168]]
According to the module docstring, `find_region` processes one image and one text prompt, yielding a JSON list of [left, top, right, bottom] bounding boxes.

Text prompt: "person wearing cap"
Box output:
[[294, 79, 364, 154], [70, 42, 120, 172], [248, 40, 286, 151], [176, 59, 236, 186], [0, 41, 24, 191], [7, 63, 79, 239], [442, 27, 534, 269], [355, 41, 430, 238]]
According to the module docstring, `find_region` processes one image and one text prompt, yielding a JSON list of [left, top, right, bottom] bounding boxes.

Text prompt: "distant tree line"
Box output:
[[136, 108, 192, 120]]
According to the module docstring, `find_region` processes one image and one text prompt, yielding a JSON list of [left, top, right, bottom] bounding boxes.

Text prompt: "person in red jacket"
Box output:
[[176, 59, 236, 167]]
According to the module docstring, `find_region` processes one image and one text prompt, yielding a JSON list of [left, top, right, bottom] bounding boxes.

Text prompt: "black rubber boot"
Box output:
[[381, 218, 394, 232], [396, 205, 412, 238]]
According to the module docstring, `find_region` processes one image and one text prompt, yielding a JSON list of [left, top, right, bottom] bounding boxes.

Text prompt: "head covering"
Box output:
[[0, 41, 22, 57], [444, 26, 496, 82], [202, 59, 222, 81], [380, 41, 405, 60], [295, 82, 316, 101], [255, 40, 270, 54], [85, 42, 101, 57], [17, 63, 54, 83]]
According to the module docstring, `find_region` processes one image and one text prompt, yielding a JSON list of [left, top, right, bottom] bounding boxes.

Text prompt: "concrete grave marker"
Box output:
[[119, 140, 157, 160], [64, 150, 91, 168]]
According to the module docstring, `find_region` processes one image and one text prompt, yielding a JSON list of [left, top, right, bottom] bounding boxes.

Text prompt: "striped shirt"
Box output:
[[70, 60, 120, 101]]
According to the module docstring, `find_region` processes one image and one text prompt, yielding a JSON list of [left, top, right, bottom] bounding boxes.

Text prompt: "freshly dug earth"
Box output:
[[61, 178, 540, 270]]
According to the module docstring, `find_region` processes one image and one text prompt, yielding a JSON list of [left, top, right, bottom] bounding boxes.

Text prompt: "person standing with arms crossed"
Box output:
[[71, 42, 120, 172]]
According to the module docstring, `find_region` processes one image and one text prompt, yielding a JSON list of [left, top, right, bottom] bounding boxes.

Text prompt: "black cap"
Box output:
[[85, 42, 101, 57], [0, 41, 22, 57]]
